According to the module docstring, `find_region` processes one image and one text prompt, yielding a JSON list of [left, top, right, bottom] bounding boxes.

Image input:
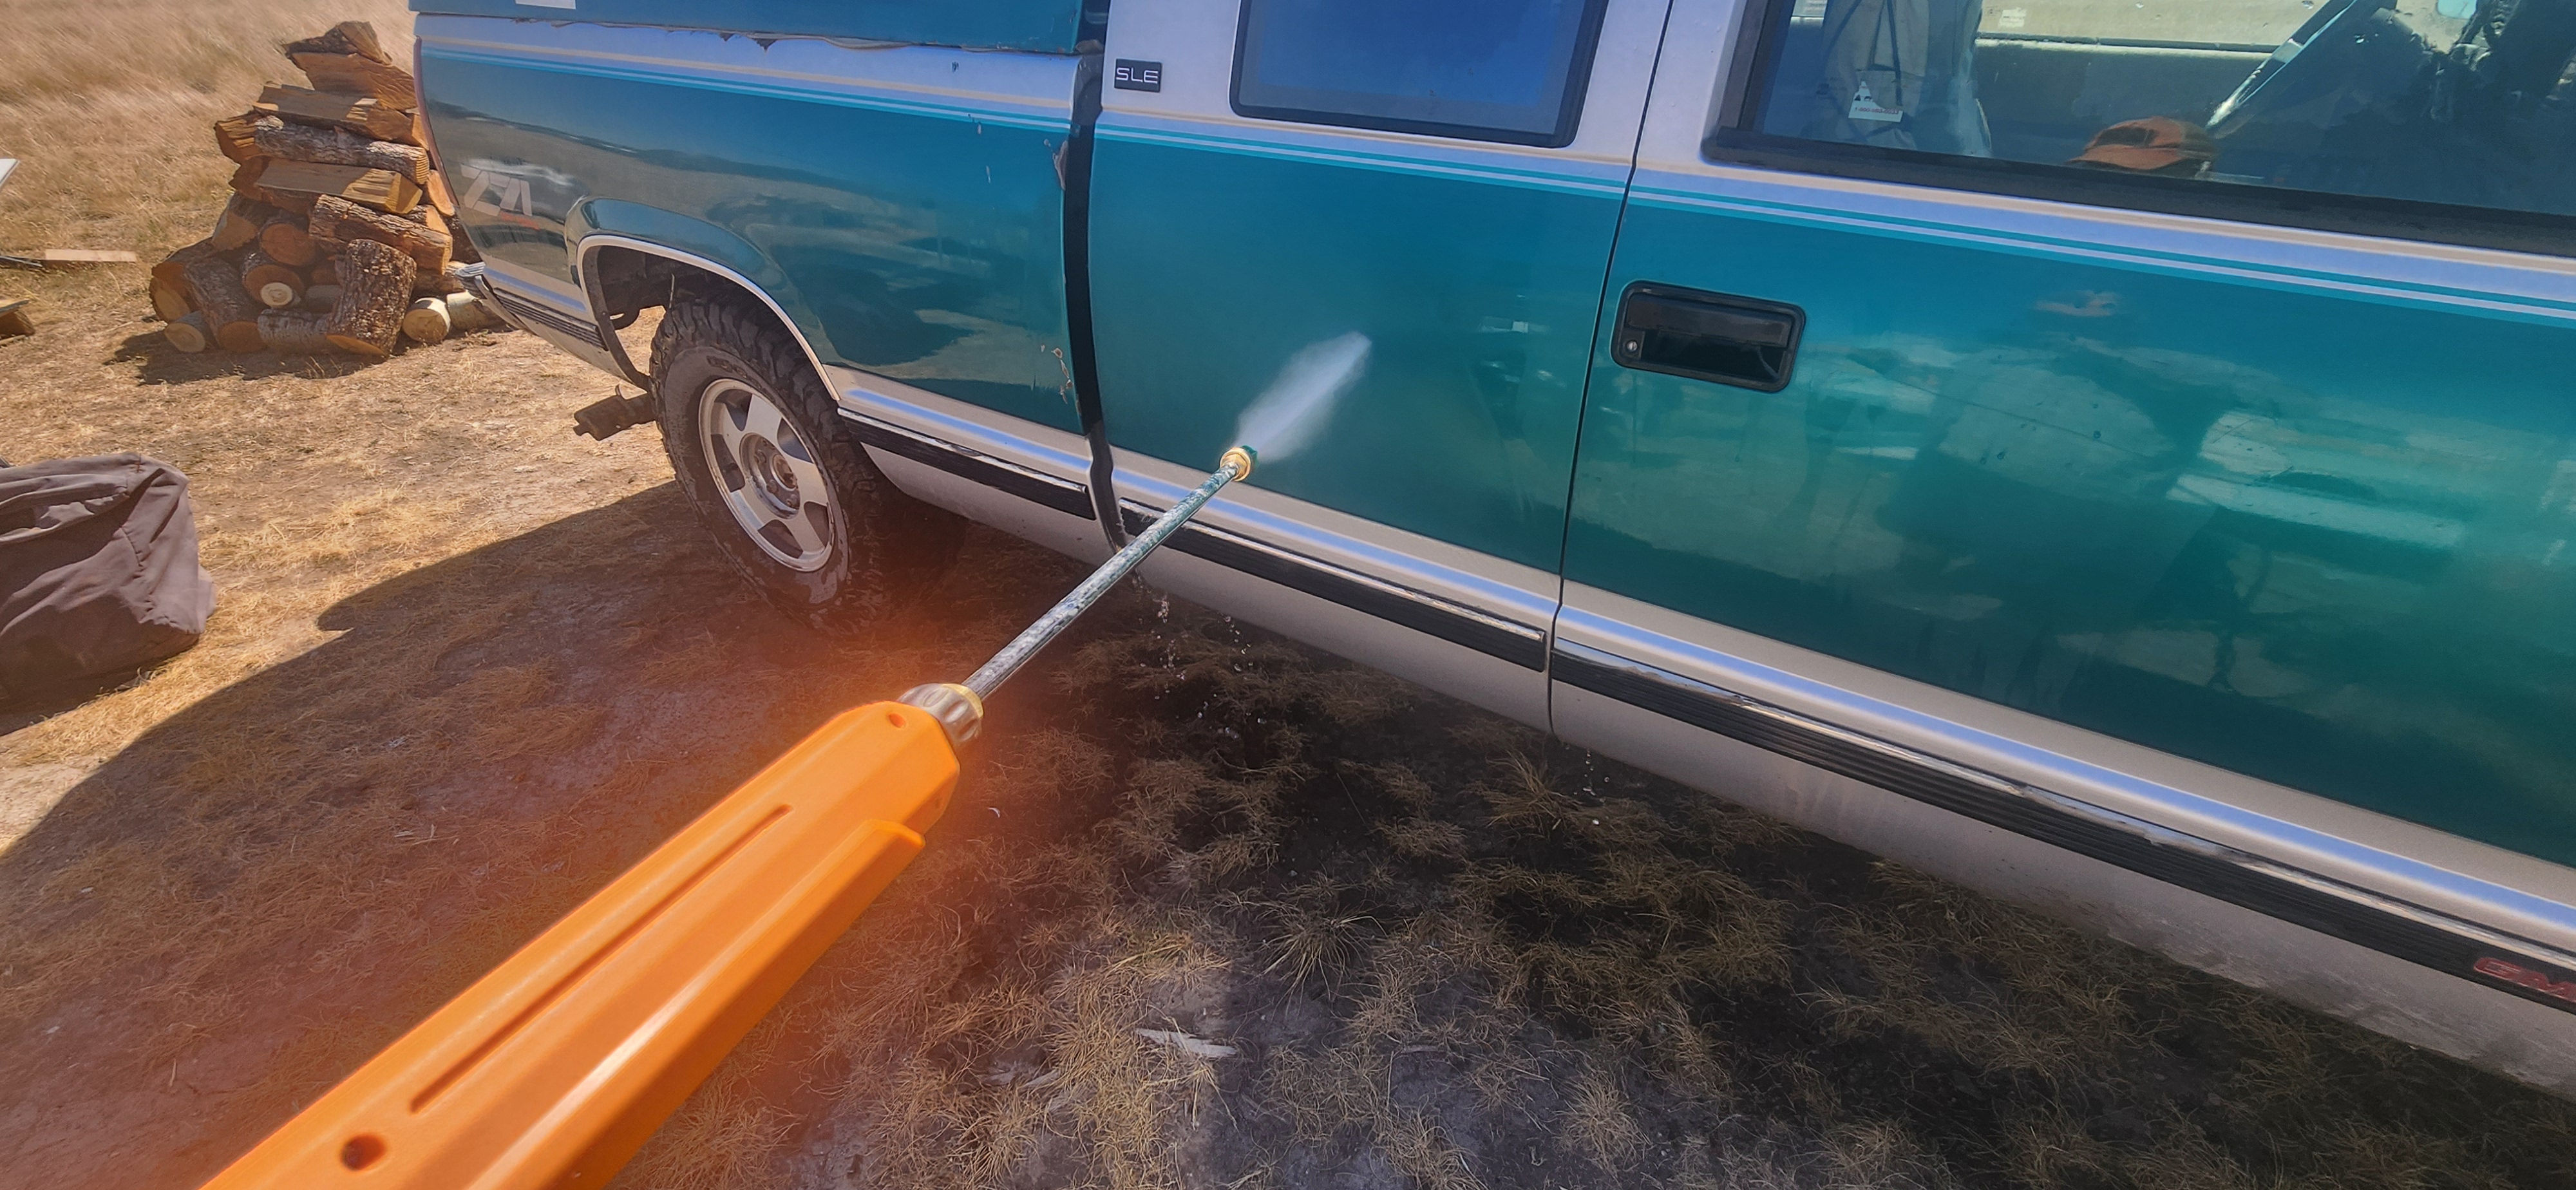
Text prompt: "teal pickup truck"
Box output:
[[412, 0, 2576, 1092]]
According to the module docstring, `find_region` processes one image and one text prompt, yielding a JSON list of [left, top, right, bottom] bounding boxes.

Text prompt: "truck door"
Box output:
[[1085, 0, 1670, 724], [1557, 0, 2576, 879]]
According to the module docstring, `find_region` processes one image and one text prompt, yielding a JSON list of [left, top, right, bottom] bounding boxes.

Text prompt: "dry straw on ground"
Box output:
[[6, 4, 2576, 1190]]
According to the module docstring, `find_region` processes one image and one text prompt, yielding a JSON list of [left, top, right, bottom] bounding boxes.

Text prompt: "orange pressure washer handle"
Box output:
[[201, 702, 960, 1190]]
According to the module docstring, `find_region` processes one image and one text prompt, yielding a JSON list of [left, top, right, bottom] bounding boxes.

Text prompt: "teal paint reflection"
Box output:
[[419, 48, 1081, 432], [1568, 201, 2576, 864], [1088, 135, 1623, 571]]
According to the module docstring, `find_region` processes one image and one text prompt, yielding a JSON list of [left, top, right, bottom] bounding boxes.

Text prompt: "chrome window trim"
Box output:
[[1659, 0, 2576, 303], [1099, 0, 1672, 178], [1226, 0, 1615, 149]]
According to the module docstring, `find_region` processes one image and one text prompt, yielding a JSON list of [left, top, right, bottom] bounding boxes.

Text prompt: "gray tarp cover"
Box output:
[[0, 455, 214, 699]]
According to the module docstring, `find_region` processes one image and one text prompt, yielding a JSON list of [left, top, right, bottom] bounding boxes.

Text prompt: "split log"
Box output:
[[258, 308, 339, 355], [254, 85, 415, 144], [309, 193, 448, 273], [408, 205, 477, 269], [241, 250, 305, 309], [151, 238, 223, 292], [401, 292, 506, 345], [325, 239, 415, 356], [250, 115, 430, 185], [413, 263, 468, 298], [304, 283, 341, 312], [424, 168, 456, 217], [293, 52, 418, 109], [150, 278, 193, 321], [256, 159, 420, 214], [227, 158, 311, 212], [283, 21, 388, 65], [180, 253, 263, 352], [213, 112, 264, 163], [259, 214, 317, 267], [163, 312, 212, 353], [210, 195, 275, 251]]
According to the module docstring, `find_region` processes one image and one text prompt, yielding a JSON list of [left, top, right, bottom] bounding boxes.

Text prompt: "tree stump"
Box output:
[[326, 239, 415, 356]]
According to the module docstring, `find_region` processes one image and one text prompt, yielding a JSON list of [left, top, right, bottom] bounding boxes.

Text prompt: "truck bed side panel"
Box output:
[[417, 16, 1085, 433]]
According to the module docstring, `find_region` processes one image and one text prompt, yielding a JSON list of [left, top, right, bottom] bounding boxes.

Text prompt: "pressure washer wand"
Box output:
[[199, 448, 1260, 1190], [897, 445, 1255, 744], [972, 446, 1251, 699]]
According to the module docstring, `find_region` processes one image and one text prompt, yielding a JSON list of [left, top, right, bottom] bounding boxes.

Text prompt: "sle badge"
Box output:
[[1113, 59, 1163, 92]]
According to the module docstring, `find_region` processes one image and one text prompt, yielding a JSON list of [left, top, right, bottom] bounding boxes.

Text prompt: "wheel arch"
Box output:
[[571, 219, 837, 395]]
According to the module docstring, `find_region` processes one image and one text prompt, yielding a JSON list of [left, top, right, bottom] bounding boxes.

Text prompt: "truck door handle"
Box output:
[[1613, 283, 1804, 393]]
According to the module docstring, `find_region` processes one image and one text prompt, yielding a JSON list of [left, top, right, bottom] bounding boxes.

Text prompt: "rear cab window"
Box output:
[[1231, 0, 1612, 146], [1721, 0, 2576, 249]]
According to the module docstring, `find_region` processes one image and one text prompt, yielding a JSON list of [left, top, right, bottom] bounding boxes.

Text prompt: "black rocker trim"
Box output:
[[1122, 502, 1548, 670], [838, 413, 1095, 520], [1551, 639, 2576, 1018]]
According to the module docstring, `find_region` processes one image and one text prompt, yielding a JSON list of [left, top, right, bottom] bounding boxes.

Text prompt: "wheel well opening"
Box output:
[[585, 246, 795, 380]]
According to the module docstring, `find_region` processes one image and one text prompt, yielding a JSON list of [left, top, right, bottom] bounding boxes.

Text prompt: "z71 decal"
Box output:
[[2475, 956, 2576, 1006]]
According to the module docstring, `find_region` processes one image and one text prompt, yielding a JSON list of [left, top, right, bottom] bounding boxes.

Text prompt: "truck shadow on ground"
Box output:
[[0, 483, 1084, 1190], [5, 484, 2574, 1190]]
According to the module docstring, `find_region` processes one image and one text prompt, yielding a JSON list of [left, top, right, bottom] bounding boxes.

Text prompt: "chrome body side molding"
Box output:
[[1551, 584, 2576, 1091], [820, 363, 1564, 724], [472, 258, 625, 380], [1117, 502, 1549, 670]]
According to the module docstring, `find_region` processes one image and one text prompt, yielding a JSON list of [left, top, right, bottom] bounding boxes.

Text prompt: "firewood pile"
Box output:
[[151, 21, 505, 358]]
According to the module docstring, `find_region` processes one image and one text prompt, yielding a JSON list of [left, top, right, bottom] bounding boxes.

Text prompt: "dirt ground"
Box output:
[[8, 4, 2576, 1189]]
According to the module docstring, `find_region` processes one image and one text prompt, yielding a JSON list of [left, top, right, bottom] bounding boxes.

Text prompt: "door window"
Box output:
[[1730, 0, 2576, 225], [1232, 0, 1611, 146]]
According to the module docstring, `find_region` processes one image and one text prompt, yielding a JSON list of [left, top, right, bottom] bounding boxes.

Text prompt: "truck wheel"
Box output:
[[651, 299, 956, 630]]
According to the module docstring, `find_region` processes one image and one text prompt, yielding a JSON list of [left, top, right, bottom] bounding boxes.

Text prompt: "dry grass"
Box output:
[[0, 0, 414, 253], [8, 4, 2576, 1189]]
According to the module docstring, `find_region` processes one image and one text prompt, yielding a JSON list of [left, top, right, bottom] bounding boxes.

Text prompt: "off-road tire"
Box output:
[[652, 299, 957, 630]]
